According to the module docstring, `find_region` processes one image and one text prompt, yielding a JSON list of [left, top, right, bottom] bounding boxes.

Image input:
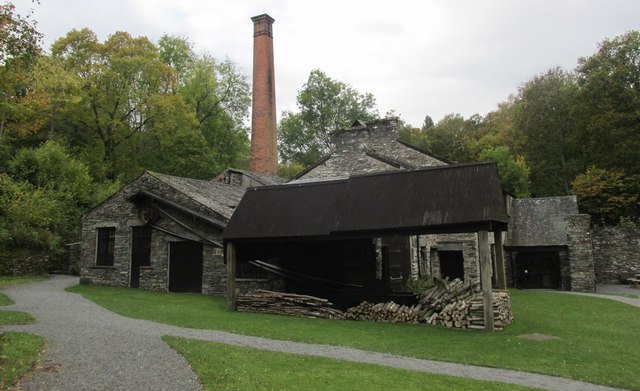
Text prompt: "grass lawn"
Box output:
[[68, 285, 640, 390], [0, 275, 46, 390], [0, 275, 48, 289], [0, 293, 13, 307], [0, 333, 44, 390], [163, 336, 538, 391]]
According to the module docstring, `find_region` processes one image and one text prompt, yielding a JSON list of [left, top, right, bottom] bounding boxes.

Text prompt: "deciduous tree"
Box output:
[[575, 31, 640, 176], [278, 69, 378, 165]]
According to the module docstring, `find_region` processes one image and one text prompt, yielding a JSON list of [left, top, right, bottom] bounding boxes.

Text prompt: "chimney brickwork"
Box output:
[[250, 14, 278, 176]]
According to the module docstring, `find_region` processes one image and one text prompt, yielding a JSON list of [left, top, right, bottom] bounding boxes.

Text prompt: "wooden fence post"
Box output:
[[493, 230, 507, 290], [478, 230, 494, 332], [226, 242, 237, 311]]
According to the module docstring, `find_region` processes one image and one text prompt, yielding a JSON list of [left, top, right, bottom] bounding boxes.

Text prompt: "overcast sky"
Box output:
[[13, 0, 640, 128]]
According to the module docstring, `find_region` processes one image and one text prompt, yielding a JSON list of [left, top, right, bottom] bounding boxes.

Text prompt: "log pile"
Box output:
[[345, 301, 422, 323], [345, 279, 514, 331], [424, 291, 513, 331], [417, 278, 477, 320], [465, 291, 513, 331], [235, 289, 345, 320]]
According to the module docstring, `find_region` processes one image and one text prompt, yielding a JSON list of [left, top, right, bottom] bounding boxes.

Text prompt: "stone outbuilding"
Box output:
[[80, 171, 246, 294], [505, 196, 594, 291]]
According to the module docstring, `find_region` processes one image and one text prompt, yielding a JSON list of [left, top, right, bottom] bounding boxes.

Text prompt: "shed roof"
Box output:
[[149, 172, 245, 219], [506, 196, 579, 247], [223, 162, 508, 241]]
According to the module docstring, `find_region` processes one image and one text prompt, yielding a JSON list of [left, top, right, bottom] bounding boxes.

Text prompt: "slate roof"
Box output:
[[149, 172, 245, 219], [221, 168, 287, 186], [224, 162, 508, 241], [506, 196, 579, 247]]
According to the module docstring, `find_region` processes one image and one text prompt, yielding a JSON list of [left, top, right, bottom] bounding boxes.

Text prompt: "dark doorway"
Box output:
[[130, 226, 151, 288], [515, 251, 560, 289], [439, 250, 464, 280], [169, 241, 203, 293]]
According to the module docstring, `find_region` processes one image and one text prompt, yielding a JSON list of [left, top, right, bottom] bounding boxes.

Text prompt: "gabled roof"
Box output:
[[364, 149, 415, 169], [506, 196, 579, 248], [394, 138, 453, 165], [289, 155, 332, 180], [219, 168, 287, 186], [149, 172, 245, 219], [224, 162, 508, 241]]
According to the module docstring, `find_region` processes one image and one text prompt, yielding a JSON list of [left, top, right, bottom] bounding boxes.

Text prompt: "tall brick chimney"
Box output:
[[250, 14, 278, 176]]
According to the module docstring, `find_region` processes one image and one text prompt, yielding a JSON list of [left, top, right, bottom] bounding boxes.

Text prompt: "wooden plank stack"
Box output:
[[236, 281, 514, 331], [235, 289, 345, 320], [345, 301, 422, 323]]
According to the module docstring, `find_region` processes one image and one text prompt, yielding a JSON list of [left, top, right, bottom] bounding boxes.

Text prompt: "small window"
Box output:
[[96, 227, 116, 266], [132, 226, 152, 267]]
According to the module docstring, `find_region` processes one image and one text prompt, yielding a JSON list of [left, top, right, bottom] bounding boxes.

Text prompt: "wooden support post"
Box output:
[[226, 242, 237, 311], [478, 230, 494, 332], [493, 230, 507, 290]]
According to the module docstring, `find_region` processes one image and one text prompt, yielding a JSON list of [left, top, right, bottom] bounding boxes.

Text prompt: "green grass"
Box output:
[[0, 275, 48, 289], [163, 336, 538, 391], [0, 311, 34, 325], [0, 275, 46, 390], [0, 293, 13, 307], [0, 332, 44, 390], [67, 285, 640, 390], [0, 276, 39, 326]]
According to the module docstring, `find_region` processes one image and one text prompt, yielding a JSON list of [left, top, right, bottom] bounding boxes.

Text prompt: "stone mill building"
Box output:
[[79, 13, 626, 299]]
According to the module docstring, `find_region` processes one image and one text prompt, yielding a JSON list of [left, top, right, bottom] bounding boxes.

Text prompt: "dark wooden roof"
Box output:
[[223, 162, 508, 241]]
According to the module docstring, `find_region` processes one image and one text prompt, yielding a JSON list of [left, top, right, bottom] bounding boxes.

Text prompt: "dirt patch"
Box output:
[[518, 333, 560, 341]]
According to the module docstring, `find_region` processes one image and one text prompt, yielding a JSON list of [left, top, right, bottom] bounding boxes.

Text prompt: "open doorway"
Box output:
[[168, 241, 203, 293], [439, 250, 464, 280], [514, 251, 560, 289]]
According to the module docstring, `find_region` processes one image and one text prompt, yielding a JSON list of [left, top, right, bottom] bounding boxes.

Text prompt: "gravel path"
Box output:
[[2, 276, 629, 391]]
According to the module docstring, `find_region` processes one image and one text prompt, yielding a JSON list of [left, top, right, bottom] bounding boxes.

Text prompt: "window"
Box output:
[[96, 227, 116, 266], [131, 226, 152, 267]]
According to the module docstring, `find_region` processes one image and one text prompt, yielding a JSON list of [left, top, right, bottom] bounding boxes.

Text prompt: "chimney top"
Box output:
[[251, 14, 275, 38]]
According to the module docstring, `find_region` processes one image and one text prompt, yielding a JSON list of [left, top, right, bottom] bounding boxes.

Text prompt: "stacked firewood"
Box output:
[[235, 289, 345, 320], [465, 291, 513, 331], [345, 301, 422, 323], [417, 278, 477, 321], [344, 279, 514, 331], [424, 290, 513, 331]]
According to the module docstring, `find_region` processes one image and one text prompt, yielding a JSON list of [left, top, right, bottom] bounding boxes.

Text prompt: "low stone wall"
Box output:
[[592, 226, 640, 283]]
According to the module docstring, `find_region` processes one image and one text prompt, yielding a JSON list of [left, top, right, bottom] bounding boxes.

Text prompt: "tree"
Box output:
[[575, 30, 640, 176], [51, 29, 173, 180], [479, 146, 530, 197], [571, 167, 639, 226], [0, 3, 45, 144], [512, 67, 579, 196], [158, 35, 251, 176], [0, 2, 42, 66], [278, 69, 378, 165], [1, 141, 118, 252], [467, 100, 517, 160], [424, 113, 476, 163]]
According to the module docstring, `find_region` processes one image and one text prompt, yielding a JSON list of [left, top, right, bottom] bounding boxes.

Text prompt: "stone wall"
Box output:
[[422, 233, 479, 283], [565, 214, 595, 291], [592, 226, 640, 283]]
